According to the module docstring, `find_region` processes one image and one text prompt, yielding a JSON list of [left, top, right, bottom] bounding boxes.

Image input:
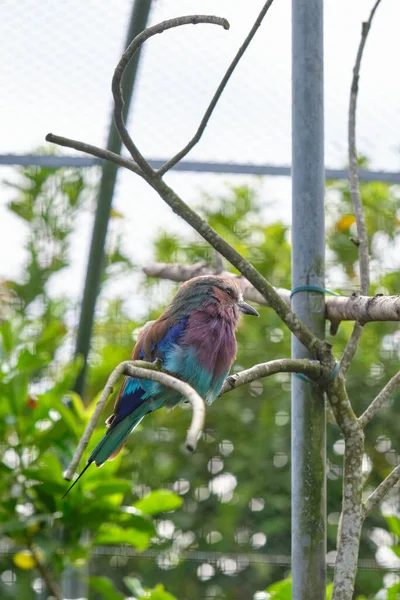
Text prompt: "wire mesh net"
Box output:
[[1, 1, 400, 599]]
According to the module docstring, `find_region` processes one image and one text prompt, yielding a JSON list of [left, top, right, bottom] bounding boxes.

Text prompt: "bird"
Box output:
[[63, 275, 259, 497]]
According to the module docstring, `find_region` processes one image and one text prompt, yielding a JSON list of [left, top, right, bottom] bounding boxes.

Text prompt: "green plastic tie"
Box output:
[[290, 285, 340, 299]]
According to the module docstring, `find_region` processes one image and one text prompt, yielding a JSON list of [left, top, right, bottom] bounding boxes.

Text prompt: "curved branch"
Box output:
[[46, 14, 330, 362], [158, 0, 276, 176], [363, 464, 400, 516], [359, 370, 400, 428], [64, 360, 205, 481], [112, 15, 230, 178], [341, 0, 383, 374], [45, 133, 145, 179], [220, 358, 322, 395]]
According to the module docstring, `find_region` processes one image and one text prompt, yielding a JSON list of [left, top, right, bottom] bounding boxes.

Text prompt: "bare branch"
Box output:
[[145, 177, 329, 361], [359, 370, 400, 428], [45, 133, 145, 179], [214, 251, 225, 274], [332, 429, 364, 600], [64, 360, 206, 481], [47, 15, 330, 362], [28, 542, 62, 600], [158, 0, 276, 176], [363, 464, 400, 516], [327, 373, 360, 437], [340, 323, 364, 373], [144, 261, 400, 324], [327, 374, 365, 600], [341, 0, 383, 373], [112, 15, 230, 178], [220, 358, 322, 395]]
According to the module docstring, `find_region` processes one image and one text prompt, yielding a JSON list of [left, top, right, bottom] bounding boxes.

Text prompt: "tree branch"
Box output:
[[47, 11, 333, 364], [45, 133, 145, 179], [143, 261, 400, 325], [146, 177, 330, 361], [157, 0, 276, 176], [28, 541, 62, 600], [220, 358, 322, 395], [327, 375, 365, 600], [363, 464, 400, 516], [359, 370, 400, 428], [340, 323, 364, 373], [64, 360, 206, 481], [341, 0, 382, 374], [112, 15, 230, 178]]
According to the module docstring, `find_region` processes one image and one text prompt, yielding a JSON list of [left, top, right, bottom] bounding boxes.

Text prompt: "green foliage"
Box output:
[[89, 576, 125, 600], [4, 166, 86, 308], [0, 166, 179, 599], [326, 174, 400, 281], [134, 490, 183, 515], [1, 168, 399, 599], [266, 576, 292, 599], [124, 577, 177, 600]]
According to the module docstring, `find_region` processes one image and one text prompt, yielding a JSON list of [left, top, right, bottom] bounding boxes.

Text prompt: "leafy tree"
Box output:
[[0, 167, 178, 600]]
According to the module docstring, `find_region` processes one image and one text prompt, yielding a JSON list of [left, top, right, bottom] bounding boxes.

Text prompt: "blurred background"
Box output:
[[0, 1, 399, 599]]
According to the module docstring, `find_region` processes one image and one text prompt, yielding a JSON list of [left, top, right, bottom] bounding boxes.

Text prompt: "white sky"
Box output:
[[1, 0, 399, 313]]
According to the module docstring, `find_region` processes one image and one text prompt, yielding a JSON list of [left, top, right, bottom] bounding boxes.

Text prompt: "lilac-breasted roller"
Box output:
[[63, 275, 259, 496]]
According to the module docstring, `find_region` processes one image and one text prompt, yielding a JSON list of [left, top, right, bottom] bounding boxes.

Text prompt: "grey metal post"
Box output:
[[291, 0, 326, 599], [74, 0, 153, 397]]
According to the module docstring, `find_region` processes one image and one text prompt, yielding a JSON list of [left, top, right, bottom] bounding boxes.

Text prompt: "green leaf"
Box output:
[[386, 515, 400, 537], [0, 321, 14, 355], [89, 576, 125, 600], [124, 578, 177, 600], [84, 480, 132, 497], [133, 489, 183, 515], [94, 524, 151, 551], [124, 577, 146, 597], [146, 584, 177, 600], [266, 577, 292, 600], [387, 582, 400, 600]]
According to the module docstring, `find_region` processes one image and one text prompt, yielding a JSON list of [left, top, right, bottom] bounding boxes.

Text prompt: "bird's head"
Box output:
[[170, 275, 259, 321]]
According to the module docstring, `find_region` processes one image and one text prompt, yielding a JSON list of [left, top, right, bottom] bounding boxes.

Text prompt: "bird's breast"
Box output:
[[182, 310, 237, 378]]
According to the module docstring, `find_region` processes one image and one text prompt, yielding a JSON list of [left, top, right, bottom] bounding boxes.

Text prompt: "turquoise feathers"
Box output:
[[63, 275, 259, 497]]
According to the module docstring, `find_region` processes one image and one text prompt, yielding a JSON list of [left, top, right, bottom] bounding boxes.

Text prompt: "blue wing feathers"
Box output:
[[115, 318, 188, 421]]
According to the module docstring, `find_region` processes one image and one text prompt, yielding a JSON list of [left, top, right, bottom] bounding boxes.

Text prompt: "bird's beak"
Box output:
[[238, 300, 259, 317]]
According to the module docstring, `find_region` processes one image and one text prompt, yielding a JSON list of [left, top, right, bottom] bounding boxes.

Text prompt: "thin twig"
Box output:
[[340, 322, 364, 373], [214, 251, 224, 274], [363, 464, 400, 516], [220, 358, 322, 395], [64, 360, 206, 481], [158, 0, 276, 176], [359, 370, 400, 428], [341, 0, 382, 374], [112, 15, 230, 178], [45, 133, 145, 178], [28, 542, 62, 600]]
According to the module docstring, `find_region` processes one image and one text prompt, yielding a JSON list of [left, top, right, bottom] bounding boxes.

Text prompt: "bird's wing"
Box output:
[[111, 316, 188, 423], [89, 317, 189, 466]]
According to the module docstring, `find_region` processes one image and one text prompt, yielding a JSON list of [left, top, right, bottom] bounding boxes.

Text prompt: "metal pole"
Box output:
[[74, 0, 153, 397], [291, 0, 326, 599]]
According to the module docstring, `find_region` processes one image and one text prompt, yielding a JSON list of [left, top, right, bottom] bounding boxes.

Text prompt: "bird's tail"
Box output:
[[88, 412, 146, 467], [62, 410, 148, 499]]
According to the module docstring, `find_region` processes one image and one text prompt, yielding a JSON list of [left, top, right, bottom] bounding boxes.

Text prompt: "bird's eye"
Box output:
[[225, 289, 233, 297]]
